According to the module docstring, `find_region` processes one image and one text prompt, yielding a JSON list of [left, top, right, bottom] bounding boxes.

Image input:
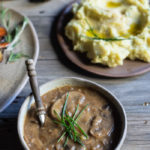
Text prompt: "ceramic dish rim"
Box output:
[[17, 77, 127, 150], [0, 7, 39, 112]]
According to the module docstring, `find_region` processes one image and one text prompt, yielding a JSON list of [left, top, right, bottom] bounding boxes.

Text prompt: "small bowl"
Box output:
[[18, 77, 127, 150]]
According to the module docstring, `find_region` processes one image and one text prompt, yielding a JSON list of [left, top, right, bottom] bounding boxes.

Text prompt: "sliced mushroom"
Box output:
[[90, 110, 114, 139], [55, 144, 63, 150], [64, 145, 76, 150], [91, 144, 103, 150], [51, 91, 85, 119]]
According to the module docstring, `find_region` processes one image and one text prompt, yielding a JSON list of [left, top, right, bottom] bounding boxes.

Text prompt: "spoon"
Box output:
[[26, 59, 45, 126]]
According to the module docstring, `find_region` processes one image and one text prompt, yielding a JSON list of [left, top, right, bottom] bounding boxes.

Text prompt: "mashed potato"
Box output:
[[65, 0, 150, 67]]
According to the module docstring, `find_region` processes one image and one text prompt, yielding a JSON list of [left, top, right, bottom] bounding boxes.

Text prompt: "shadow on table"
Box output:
[[0, 119, 23, 150]]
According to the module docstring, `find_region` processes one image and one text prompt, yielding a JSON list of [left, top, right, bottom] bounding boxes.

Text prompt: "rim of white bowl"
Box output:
[[18, 77, 127, 150]]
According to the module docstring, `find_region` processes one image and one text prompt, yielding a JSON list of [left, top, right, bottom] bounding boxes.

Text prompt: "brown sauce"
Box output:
[[24, 86, 118, 150]]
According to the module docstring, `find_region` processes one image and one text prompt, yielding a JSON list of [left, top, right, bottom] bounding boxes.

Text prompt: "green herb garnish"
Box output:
[[85, 19, 131, 41], [8, 51, 29, 62], [64, 136, 69, 147], [0, 7, 29, 50], [6, 17, 29, 51], [85, 19, 99, 38], [0, 7, 29, 63], [0, 7, 9, 30], [54, 92, 88, 147], [83, 36, 131, 41]]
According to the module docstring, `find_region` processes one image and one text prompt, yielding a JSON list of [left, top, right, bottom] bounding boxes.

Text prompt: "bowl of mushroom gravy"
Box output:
[[18, 77, 127, 150]]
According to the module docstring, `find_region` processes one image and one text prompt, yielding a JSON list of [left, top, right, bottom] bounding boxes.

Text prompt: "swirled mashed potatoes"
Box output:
[[65, 0, 150, 67]]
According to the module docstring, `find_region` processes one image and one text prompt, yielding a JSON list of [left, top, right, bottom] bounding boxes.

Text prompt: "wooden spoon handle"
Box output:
[[26, 59, 45, 116]]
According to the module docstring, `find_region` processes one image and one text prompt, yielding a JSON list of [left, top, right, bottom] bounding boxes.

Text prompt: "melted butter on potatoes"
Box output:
[[65, 0, 150, 67]]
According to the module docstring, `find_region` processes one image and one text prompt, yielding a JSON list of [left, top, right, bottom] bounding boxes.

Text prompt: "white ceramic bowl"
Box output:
[[18, 77, 127, 150]]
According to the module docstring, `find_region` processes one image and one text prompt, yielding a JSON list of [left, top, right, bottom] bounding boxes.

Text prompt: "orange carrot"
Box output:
[[0, 27, 7, 37], [0, 42, 9, 49]]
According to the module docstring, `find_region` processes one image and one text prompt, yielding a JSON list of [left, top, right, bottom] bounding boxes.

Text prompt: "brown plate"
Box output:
[[57, 1, 150, 78]]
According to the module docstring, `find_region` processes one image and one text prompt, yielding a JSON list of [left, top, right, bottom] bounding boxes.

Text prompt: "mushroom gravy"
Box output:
[[24, 86, 117, 150]]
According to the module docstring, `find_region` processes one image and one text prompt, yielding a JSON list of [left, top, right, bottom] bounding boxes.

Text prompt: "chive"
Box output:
[[64, 116, 78, 141], [69, 132, 74, 140], [75, 104, 88, 122], [53, 120, 68, 129], [85, 19, 98, 38], [64, 116, 76, 132], [76, 137, 84, 146], [64, 117, 75, 129], [65, 113, 78, 142], [54, 110, 61, 121], [57, 131, 66, 143], [74, 122, 88, 138], [83, 36, 131, 41], [64, 136, 69, 147], [62, 92, 69, 120], [66, 114, 88, 138], [53, 92, 88, 147], [85, 19, 131, 41], [73, 104, 79, 120]]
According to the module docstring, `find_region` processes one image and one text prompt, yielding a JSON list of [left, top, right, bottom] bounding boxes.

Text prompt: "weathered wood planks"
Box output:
[[1, 0, 150, 149]]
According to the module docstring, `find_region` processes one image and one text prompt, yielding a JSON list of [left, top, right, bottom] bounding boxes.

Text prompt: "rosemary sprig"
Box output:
[[0, 7, 9, 30], [8, 51, 29, 62], [0, 7, 29, 62], [85, 19, 131, 41], [6, 17, 29, 51], [54, 92, 88, 147]]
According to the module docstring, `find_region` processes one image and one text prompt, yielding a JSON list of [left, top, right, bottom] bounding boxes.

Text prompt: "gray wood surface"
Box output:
[[1, 0, 150, 149]]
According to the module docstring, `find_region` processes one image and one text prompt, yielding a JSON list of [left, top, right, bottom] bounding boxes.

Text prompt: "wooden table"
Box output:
[[1, 0, 150, 149]]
